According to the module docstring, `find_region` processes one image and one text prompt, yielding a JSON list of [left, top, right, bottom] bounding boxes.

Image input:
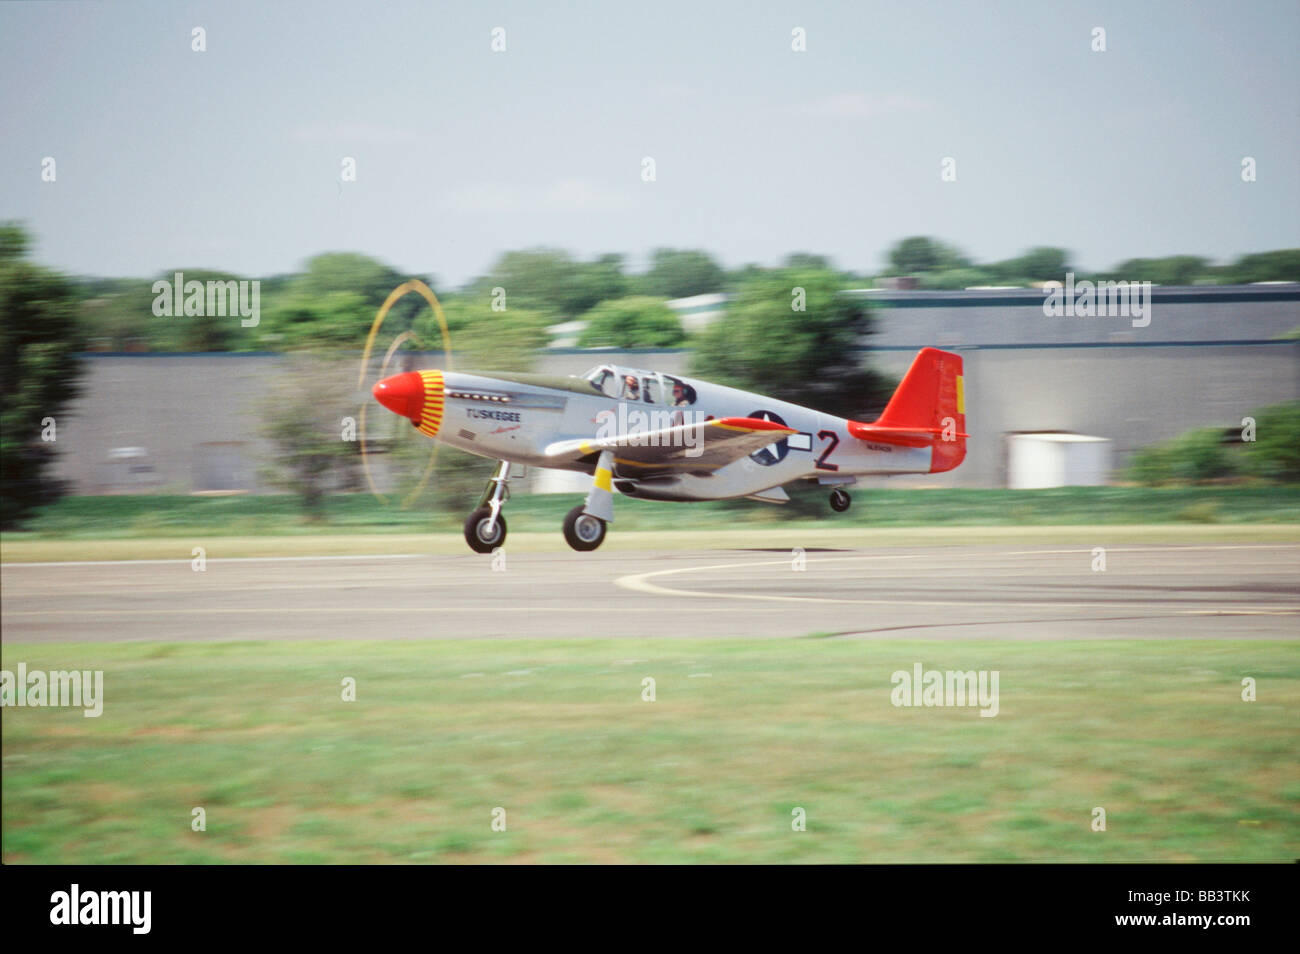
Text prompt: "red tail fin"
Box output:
[[846, 347, 967, 473]]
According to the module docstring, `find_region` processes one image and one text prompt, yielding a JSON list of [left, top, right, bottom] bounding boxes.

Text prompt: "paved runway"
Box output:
[[2, 543, 1298, 643]]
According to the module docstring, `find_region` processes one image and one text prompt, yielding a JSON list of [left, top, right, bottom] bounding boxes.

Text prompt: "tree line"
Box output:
[[50, 233, 1300, 356], [3, 220, 1297, 524], [880, 238, 1300, 289]]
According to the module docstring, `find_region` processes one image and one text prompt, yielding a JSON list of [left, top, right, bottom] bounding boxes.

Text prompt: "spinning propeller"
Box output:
[[355, 280, 454, 507]]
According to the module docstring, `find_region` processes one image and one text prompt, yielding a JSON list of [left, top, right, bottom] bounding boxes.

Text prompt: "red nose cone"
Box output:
[[373, 371, 425, 422]]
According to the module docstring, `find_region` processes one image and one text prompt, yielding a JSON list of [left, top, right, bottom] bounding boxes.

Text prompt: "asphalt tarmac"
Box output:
[[4, 543, 1297, 643]]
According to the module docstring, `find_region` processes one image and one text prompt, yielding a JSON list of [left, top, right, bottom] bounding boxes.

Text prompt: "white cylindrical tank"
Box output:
[[1007, 433, 1112, 488]]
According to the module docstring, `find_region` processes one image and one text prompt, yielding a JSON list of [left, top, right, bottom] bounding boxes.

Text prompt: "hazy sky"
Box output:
[[2, 0, 1297, 286]]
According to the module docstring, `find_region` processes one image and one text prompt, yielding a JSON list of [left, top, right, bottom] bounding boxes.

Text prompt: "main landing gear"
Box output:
[[829, 487, 851, 512], [463, 460, 510, 553], [563, 506, 607, 551], [462, 455, 614, 553], [563, 448, 614, 552]]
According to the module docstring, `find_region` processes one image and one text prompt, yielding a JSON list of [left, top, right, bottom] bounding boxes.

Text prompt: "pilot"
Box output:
[[670, 381, 692, 426], [623, 375, 640, 400]]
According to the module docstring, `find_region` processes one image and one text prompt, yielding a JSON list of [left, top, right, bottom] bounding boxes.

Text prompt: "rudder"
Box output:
[[849, 347, 967, 473]]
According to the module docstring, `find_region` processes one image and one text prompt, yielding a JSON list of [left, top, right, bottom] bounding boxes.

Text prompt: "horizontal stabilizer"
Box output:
[[847, 422, 969, 442]]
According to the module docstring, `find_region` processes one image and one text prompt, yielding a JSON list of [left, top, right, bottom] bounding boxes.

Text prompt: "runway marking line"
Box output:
[[613, 548, 1300, 613], [0, 554, 427, 568], [0, 606, 753, 617], [3, 543, 1295, 570]]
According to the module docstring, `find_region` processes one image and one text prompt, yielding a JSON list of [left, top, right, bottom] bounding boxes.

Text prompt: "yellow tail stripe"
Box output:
[[956, 375, 965, 415]]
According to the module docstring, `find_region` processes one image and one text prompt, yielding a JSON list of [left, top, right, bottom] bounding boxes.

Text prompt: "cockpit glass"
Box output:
[[585, 366, 618, 397], [665, 376, 696, 405], [585, 366, 692, 403]]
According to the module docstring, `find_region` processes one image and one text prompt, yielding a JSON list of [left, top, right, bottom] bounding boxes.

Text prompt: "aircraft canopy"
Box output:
[[582, 365, 697, 405]]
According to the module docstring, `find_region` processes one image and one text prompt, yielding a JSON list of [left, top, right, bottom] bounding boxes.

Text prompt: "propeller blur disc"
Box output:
[[357, 280, 453, 507]]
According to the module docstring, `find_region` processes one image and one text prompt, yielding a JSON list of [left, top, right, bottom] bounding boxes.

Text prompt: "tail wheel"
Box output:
[[563, 505, 607, 551], [829, 488, 851, 512], [464, 507, 507, 553]]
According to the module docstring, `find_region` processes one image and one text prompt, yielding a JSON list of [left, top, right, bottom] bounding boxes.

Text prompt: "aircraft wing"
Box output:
[[544, 416, 797, 473]]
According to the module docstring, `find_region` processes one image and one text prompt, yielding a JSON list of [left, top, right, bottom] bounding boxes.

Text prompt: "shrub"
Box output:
[[1242, 401, 1300, 483]]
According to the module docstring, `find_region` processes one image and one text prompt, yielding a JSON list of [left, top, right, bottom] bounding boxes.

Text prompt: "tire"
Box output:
[[563, 504, 607, 551], [463, 507, 507, 553], [829, 488, 851, 513]]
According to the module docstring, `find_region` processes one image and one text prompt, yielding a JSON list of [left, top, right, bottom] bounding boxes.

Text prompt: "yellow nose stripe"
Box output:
[[417, 370, 445, 438]]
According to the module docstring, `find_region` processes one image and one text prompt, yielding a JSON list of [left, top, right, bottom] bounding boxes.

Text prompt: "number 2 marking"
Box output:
[[815, 430, 840, 471]]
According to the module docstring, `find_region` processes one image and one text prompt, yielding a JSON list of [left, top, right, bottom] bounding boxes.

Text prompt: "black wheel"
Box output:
[[829, 488, 851, 512], [463, 507, 507, 553], [563, 504, 606, 551]]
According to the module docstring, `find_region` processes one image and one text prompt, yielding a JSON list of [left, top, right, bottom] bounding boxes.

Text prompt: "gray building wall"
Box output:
[[867, 343, 1298, 488], [52, 354, 283, 494], [852, 283, 1299, 486], [852, 284, 1300, 347], [49, 286, 1300, 493]]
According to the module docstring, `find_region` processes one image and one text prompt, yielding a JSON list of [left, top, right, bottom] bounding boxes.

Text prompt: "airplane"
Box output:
[[371, 346, 966, 552]]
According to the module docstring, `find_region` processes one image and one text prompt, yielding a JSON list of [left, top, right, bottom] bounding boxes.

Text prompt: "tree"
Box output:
[[261, 253, 425, 349], [1228, 249, 1300, 284], [264, 289, 373, 351], [886, 237, 969, 275], [784, 252, 833, 270], [473, 248, 627, 317], [577, 296, 685, 348], [293, 252, 414, 308], [1243, 400, 1300, 483], [1104, 255, 1207, 286], [989, 246, 1071, 282], [418, 299, 552, 372], [258, 354, 363, 519], [254, 252, 433, 351], [634, 248, 725, 299], [690, 268, 892, 420], [79, 279, 157, 352], [149, 269, 253, 352], [0, 222, 29, 260], [582, 253, 630, 308], [0, 223, 87, 527], [723, 263, 767, 290]]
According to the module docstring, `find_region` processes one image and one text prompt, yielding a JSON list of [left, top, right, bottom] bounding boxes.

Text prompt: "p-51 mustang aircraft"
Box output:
[[372, 347, 966, 552]]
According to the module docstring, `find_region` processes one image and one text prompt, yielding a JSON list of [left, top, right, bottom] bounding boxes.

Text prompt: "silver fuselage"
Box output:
[[432, 369, 931, 501]]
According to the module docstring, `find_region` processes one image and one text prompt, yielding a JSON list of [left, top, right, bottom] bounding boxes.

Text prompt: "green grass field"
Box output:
[[8, 486, 1300, 539], [4, 487, 1299, 561], [3, 639, 1296, 863]]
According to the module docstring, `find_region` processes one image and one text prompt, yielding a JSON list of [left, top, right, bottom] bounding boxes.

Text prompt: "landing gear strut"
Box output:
[[464, 460, 510, 553], [829, 487, 851, 512], [562, 448, 615, 552]]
